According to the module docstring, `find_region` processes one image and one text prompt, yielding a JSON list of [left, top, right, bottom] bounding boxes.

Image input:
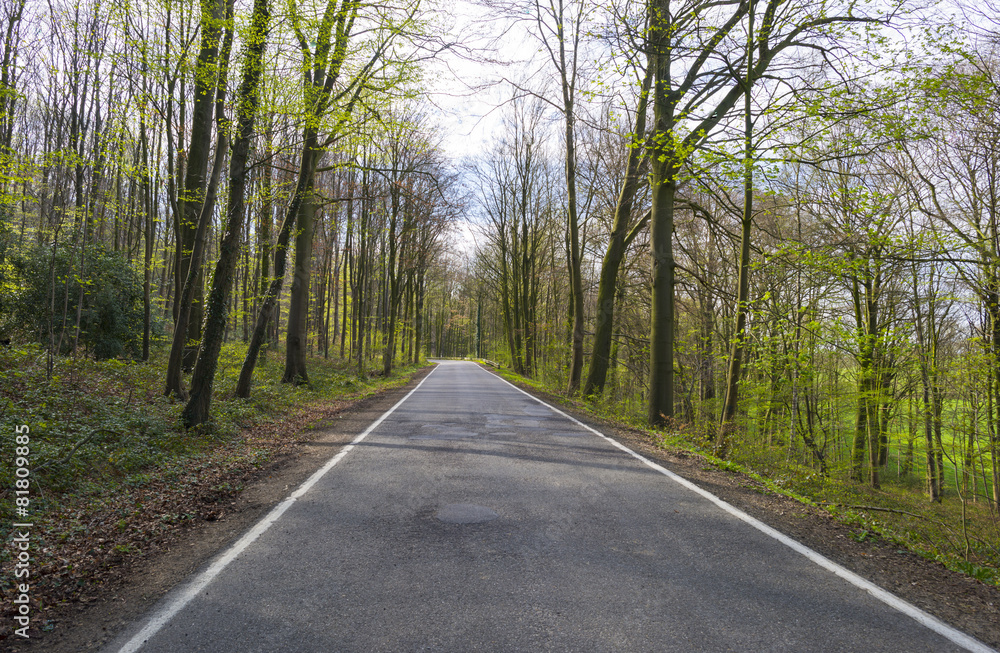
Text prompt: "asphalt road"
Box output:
[[105, 361, 991, 652]]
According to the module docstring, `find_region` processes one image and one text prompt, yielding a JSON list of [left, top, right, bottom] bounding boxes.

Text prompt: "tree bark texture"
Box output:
[[164, 0, 228, 397], [184, 0, 271, 426], [584, 64, 652, 398]]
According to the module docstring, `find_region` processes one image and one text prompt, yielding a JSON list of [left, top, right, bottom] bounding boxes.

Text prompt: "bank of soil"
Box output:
[[6, 363, 997, 652]]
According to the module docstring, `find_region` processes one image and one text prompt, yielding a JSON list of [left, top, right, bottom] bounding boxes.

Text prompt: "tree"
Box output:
[[583, 60, 653, 398], [529, 0, 589, 392], [893, 56, 1000, 506], [183, 0, 271, 427], [378, 112, 455, 376], [280, 0, 425, 385], [475, 97, 553, 376], [644, 0, 894, 427], [163, 0, 232, 398], [0, 0, 27, 157]]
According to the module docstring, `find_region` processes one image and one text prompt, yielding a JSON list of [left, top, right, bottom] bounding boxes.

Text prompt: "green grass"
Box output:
[[716, 425, 999, 586]]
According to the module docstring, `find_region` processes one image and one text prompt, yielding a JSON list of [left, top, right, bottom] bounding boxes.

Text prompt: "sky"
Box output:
[[416, 0, 541, 254], [420, 0, 540, 161]]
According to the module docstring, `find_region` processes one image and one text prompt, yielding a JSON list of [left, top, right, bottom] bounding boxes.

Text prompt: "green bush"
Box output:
[[2, 241, 148, 359]]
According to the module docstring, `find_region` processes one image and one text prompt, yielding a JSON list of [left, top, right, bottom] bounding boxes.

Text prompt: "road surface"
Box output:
[[105, 360, 992, 652]]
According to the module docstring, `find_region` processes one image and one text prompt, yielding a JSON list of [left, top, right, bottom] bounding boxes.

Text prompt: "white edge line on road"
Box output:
[[484, 365, 996, 653], [112, 365, 438, 653]]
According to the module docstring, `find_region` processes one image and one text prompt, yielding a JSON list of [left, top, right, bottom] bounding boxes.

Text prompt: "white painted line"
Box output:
[[481, 363, 996, 653], [112, 365, 438, 653]]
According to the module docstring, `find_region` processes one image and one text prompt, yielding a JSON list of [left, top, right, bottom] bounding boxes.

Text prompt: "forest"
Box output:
[[1, 0, 1000, 602]]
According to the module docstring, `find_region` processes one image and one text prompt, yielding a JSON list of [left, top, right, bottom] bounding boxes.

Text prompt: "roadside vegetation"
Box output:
[[0, 340, 427, 633], [497, 366, 1000, 589]]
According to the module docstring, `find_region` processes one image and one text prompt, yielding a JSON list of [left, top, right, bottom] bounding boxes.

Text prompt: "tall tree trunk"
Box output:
[[174, 0, 228, 370], [647, 169, 676, 426], [282, 130, 321, 384], [414, 269, 425, 364], [257, 128, 274, 348], [985, 277, 1000, 509], [850, 276, 874, 483], [717, 0, 757, 455], [0, 0, 27, 154], [564, 96, 584, 393], [912, 265, 941, 501], [646, 0, 679, 426], [341, 179, 353, 359], [584, 64, 652, 397], [382, 179, 403, 376], [330, 231, 341, 358], [991, 365, 1000, 509], [164, 122, 229, 397], [236, 193, 306, 397], [164, 0, 228, 396], [185, 0, 270, 425], [867, 377, 881, 489], [141, 121, 153, 361]]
